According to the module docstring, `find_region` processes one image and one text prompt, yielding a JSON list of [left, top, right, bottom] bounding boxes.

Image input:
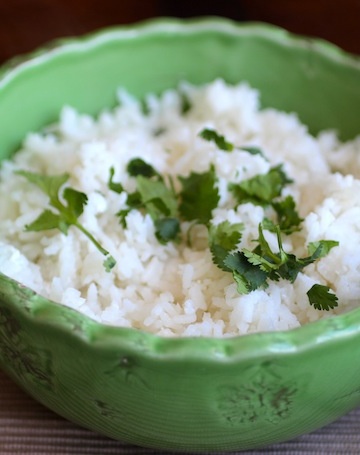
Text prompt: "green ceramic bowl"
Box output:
[[1, 18, 360, 453]]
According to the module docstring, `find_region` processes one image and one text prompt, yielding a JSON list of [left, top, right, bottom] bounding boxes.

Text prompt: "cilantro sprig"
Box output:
[[263, 195, 304, 235], [219, 222, 339, 310], [109, 158, 220, 243], [208, 221, 244, 271], [109, 159, 180, 244], [229, 167, 303, 234], [200, 128, 303, 234], [199, 128, 265, 158], [16, 170, 116, 272]]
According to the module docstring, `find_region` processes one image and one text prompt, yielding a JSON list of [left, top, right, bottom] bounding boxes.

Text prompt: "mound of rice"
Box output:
[[1, 79, 360, 337]]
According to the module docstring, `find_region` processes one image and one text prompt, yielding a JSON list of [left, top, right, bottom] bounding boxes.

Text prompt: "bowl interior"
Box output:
[[0, 18, 359, 162], [1, 13, 360, 378], [1, 17, 360, 346]]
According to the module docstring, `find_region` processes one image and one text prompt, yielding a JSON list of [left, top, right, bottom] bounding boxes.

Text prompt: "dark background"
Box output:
[[0, 0, 359, 65]]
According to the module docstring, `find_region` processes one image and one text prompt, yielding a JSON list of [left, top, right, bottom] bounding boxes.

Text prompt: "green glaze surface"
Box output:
[[0, 18, 360, 452]]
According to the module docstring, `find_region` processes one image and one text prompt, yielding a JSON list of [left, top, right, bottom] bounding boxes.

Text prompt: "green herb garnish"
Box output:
[[223, 250, 268, 293], [16, 170, 116, 272], [229, 165, 292, 207], [239, 146, 265, 158], [222, 222, 339, 308], [199, 128, 265, 158], [126, 158, 161, 179], [200, 128, 301, 233], [265, 195, 304, 234], [110, 159, 180, 244], [110, 159, 220, 242], [108, 152, 339, 310], [180, 93, 192, 114], [178, 165, 220, 225], [199, 128, 234, 152], [136, 175, 180, 243], [208, 221, 244, 271], [108, 166, 124, 194], [307, 284, 339, 311]]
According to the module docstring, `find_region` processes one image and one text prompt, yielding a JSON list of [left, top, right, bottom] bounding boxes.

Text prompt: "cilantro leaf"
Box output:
[[136, 175, 177, 218], [25, 209, 62, 232], [249, 223, 308, 283], [180, 93, 192, 114], [199, 127, 267, 160], [154, 217, 180, 244], [140, 98, 150, 116], [127, 158, 161, 179], [272, 238, 337, 284], [307, 284, 339, 311], [16, 170, 116, 272], [178, 165, 220, 225], [307, 240, 339, 259], [16, 171, 69, 212], [63, 187, 87, 218], [117, 208, 132, 228], [239, 146, 266, 159], [116, 190, 144, 228], [199, 128, 234, 152], [271, 195, 304, 234], [198, 128, 267, 160], [108, 166, 124, 194], [224, 252, 268, 293], [232, 271, 252, 294], [229, 165, 292, 206], [208, 221, 243, 271]]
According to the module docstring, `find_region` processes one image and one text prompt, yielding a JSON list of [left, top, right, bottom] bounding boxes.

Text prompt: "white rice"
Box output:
[[1, 79, 360, 337]]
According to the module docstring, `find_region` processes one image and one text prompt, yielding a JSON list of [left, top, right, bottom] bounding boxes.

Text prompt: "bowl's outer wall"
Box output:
[[1, 19, 360, 452], [2, 275, 360, 451]]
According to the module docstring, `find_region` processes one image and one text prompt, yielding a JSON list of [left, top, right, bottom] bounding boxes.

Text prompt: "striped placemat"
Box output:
[[1, 368, 360, 455]]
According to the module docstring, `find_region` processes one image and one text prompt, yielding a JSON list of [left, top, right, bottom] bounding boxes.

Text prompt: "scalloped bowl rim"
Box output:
[[1, 17, 360, 85], [1, 17, 360, 361]]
